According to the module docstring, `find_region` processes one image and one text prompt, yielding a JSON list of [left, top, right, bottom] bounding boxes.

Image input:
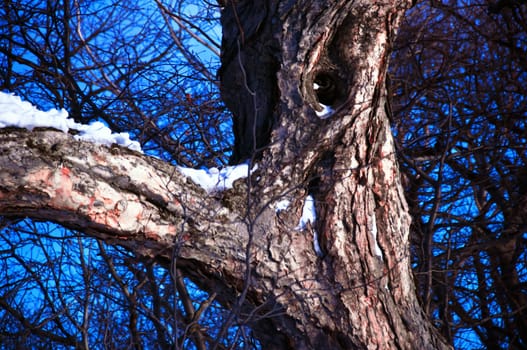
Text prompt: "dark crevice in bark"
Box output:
[[219, 0, 281, 164], [307, 150, 336, 256]]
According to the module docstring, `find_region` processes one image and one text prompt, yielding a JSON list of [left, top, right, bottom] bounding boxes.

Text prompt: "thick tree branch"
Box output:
[[0, 128, 252, 296], [0, 127, 321, 347]]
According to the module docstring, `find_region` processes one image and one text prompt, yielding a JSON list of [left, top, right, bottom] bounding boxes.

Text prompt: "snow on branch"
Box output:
[[177, 164, 256, 193], [0, 92, 142, 152], [0, 92, 258, 195]]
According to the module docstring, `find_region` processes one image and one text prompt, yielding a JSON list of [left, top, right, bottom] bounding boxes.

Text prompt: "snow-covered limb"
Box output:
[[0, 92, 260, 196], [0, 92, 142, 152]]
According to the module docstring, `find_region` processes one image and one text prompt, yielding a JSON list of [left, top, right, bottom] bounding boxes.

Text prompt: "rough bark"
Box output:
[[0, 0, 452, 348]]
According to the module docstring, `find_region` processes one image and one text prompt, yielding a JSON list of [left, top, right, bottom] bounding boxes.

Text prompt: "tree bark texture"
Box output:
[[0, 0, 452, 348]]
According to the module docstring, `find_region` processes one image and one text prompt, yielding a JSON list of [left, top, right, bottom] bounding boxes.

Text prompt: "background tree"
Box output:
[[390, 1, 527, 348]]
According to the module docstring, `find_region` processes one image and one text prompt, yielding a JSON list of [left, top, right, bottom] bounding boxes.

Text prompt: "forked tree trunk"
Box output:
[[0, 0, 452, 348]]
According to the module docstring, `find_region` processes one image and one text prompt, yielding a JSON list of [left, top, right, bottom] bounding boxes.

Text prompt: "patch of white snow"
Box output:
[[312, 229, 324, 257], [0, 92, 142, 152], [315, 104, 334, 119], [295, 195, 324, 257], [295, 195, 316, 230], [177, 163, 255, 193], [275, 199, 291, 212], [370, 214, 384, 260]]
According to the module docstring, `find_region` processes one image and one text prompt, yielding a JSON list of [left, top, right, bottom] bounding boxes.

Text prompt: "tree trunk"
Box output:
[[0, 0, 452, 348], [218, 0, 452, 348]]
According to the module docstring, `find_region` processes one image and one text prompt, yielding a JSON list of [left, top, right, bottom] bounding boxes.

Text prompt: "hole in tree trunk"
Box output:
[[314, 72, 337, 106]]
